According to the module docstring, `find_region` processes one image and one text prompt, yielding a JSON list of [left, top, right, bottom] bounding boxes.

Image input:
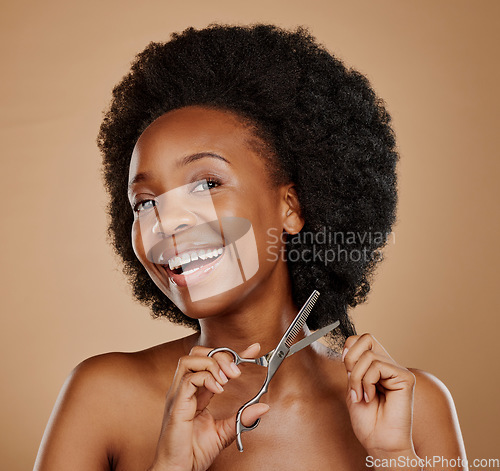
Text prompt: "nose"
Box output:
[[151, 203, 197, 236]]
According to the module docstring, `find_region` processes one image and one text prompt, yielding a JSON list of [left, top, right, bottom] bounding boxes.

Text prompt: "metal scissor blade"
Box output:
[[287, 320, 340, 357], [282, 290, 320, 348], [232, 290, 321, 453]]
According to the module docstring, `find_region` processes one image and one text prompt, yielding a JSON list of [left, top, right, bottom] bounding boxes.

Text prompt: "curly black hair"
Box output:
[[97, 23, 399, 350]]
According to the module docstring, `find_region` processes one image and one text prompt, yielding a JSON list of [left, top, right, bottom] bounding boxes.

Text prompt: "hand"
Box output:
[[342, 333, 417, 460], [148, 343, 270, 471]]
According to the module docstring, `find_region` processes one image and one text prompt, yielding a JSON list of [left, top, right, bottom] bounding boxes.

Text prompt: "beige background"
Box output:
[[1, 1, 498, 469]]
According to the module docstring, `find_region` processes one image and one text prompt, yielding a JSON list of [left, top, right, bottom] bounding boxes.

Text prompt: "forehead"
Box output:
[[129, 106, 258, 175]]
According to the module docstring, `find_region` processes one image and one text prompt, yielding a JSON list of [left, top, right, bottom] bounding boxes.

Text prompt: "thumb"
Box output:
[[216, 403, 270, 449]]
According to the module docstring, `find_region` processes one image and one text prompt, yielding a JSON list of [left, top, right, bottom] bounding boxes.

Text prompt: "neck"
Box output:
[[182, 261, 328, 397], [197, 265, 300, 355]]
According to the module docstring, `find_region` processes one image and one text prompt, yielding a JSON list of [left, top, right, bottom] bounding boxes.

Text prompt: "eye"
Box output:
[[133, 199, 156, 213], [191, 178, 221, 193]]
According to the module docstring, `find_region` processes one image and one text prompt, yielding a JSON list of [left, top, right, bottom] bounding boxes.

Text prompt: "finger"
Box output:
[[342, 335, 361, 363], [347, 349, 387, 403], [169, 370, 224, 423], [179, 356, 228, 384], [362, 362, 416, 402], [342, 335, 360, 358], [239, 343, 261, 359], [182, 370, 224, 397], [188, 345, 214, 357], [190, 344, 237, 375], [216, 403, 270, 449], [171, 355, 229, 394], [342, 333, 394, 372], [240, 402, 270, 427], [219, 343, 261, 378], [211, 352, 242, 379], [190, 345, 242, 379], [204, 343, 262, 379]]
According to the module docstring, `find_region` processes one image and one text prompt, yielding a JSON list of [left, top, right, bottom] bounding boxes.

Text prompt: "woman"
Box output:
[[34, 24, 467, 470]]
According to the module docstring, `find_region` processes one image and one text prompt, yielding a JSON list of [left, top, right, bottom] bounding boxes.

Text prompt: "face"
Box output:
[[127, 106, 292, 319]]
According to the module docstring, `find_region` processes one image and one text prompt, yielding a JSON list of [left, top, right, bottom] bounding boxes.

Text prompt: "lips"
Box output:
[[160, 245, 227, 287], [145, 217, 251, 266], [144, 217, 252, 290]]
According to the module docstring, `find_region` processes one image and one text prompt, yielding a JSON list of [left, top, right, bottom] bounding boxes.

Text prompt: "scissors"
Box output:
[[208, 289, 340, 452]]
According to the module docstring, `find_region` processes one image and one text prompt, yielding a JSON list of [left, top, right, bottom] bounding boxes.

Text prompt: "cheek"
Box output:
[[131, 220, 146, 263], [241, 208, 286, 272]]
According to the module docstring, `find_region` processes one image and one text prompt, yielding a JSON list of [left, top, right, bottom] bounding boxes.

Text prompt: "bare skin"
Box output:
[[34, 106, 467, 471]]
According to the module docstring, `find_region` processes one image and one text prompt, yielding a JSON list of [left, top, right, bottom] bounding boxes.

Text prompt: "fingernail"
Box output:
[[342, 348, 349, 362], [364, 392, 369, 403], [347, 371, 351, 380], [229, 362, 241, 376], [219, 369, 228, 384], [350, 389, 358, 403], [248, 342, 260, 349], [216, 382, 224, 392]]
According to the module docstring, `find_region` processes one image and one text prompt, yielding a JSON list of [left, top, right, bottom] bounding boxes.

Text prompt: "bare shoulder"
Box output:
[[67, 334, 193, 397], [407, 368, 467, 461], [409, 368, 456, 410], [34, 335, 196, 471]]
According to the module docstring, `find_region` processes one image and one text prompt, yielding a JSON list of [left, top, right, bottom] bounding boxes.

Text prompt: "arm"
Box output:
[[410, 368, 468, 469], [33, 355, 120, 471]]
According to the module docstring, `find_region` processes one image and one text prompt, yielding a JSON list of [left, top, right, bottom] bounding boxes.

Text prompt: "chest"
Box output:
[[208, 402, 369, 470], [112, 391, 368, 471]]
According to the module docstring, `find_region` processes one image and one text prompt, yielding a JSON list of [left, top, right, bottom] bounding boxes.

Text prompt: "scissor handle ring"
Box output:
[[208, 347, 242, 365]]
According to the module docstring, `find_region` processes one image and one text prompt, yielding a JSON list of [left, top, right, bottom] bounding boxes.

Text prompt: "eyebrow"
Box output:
[[177, 152, 230, 168], [128, 152, 230, 190]]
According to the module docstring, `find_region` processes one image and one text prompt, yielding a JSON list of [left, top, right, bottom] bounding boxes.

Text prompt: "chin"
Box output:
[[150, 240, 265, 318], [163, 264, 269, 321]]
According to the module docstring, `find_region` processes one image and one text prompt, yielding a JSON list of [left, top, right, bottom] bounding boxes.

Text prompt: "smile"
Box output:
[[159, 246, 227, 287], [162, 247, 224, 273]]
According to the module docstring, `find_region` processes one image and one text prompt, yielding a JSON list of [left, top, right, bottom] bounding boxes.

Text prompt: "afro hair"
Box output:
[[97, 23, 399, 351]]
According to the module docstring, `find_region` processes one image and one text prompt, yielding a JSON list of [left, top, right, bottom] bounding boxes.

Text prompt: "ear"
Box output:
[[280, 184, 305, 235]]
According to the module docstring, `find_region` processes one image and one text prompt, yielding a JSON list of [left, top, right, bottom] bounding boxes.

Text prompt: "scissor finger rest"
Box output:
[[235, 399, 264, 452]]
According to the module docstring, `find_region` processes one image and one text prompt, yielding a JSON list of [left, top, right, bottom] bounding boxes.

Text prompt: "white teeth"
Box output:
[[165, 247, 224, 269], [171, 256, 181, 268], [168, 258, 179, 270]]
